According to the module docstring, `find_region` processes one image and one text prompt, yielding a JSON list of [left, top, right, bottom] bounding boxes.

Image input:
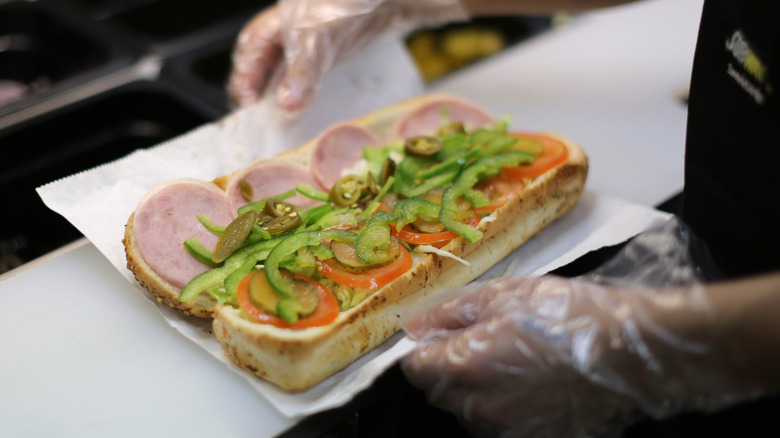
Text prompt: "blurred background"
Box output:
[[0, 0, 552, 274], [5, 3, 778, 437]]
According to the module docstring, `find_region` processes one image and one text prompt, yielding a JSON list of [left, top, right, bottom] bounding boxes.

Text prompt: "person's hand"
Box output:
[[227, 0, 469, 114], [402, 276, 636, 437], [402, 275, 768, 438]]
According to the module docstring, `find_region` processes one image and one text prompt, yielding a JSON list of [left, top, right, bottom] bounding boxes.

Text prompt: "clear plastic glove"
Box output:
[[402, 275, 772, 438], [227, 0, 469, 113]]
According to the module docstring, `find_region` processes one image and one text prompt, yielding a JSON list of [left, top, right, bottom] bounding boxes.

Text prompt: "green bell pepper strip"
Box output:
[[400, 131, 510, 183], [223, 241, 301, 300], [361, 176, 395, 218], [438, 204, 482, 244], [436, 133, 470, 159], [469, 129, 517, 158], [440, 151, 535, 243], [281, 249, 317, 277], [462, 188, 491, 210], [396, 154, 432, 183], [417, 151, 469, 180], [306, 207, 355, 230], [179, 237, 283, 302], [363, 141, 403, 180], [204, 284, 231, 304], [264, 231, 322, 301], [392, 199, 441, 232], [237, 199, 267, 216], [223, 256, 260, 298], [182, 237, 220, 266], [322, 228, 358, 244], [395, 166, 460, 198], [236, 188, 297, 216], [355, 211, 399, 265], [276, 298, 303, 323], [308, 243, 335, 261], [196, 214, 226, 235], [299, 204, 335, 227], [269, 188, 298, 201], [490, 116, 511, 133], [393, 129, 515, 197], [248, 224, 272, 241], [466, 151, 535, 188], [296, 183, 330, 202]]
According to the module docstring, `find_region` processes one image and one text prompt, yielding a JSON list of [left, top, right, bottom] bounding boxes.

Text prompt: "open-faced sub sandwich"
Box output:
[[124, 93, 588, 391]]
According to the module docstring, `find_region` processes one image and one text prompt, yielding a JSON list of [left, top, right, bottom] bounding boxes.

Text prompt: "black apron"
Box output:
[[684, 0, 780, 279]]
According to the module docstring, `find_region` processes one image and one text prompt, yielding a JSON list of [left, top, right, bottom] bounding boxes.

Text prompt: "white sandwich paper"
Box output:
[[37, 38, 670, 418]]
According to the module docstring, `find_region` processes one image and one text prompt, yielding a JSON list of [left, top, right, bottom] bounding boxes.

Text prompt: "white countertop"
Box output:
[[0, 1, 704, 437], [434, 0, 704, 207]]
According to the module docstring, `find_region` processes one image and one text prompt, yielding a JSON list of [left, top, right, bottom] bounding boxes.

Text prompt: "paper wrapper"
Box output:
[[37, 39, 670, 418]]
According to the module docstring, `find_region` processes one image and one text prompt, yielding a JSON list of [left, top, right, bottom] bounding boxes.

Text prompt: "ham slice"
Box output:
[[225, 159, 324, 212], [310, 123, 384, 189], [133, 179, 233, 289], [393, 97, 495, 139]]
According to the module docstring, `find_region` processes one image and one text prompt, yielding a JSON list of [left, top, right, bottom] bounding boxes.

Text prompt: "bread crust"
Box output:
[[123, 93, 494, 317], [123, 93, 588, 391], [125, 213, 217, 317], [213, 133, 587, 392]]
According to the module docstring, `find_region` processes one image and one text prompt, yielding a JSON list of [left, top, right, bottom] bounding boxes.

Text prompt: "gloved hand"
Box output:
[[402, 275, 770, 438], [227, 0, 469, 114]]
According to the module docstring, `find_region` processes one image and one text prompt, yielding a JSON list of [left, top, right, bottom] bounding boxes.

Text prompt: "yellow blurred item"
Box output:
[[407, 26, 506, 82]]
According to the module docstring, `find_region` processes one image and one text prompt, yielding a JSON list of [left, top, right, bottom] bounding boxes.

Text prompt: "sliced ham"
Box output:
[[393, 97, 495, 139], [310, 123, 384, 189], [226, 159, 324, 212], [133, 179, 233, 289]]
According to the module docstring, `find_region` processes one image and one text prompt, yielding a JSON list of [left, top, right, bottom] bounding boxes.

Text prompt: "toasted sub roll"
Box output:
[[123, 93, 588, 391]]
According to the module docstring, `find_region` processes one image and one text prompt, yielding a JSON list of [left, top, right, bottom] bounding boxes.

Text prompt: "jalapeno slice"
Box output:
[[212, 210, 260, 263], [381, 157, 396, 185], [366, 171, 379, 195], [239, 179, 254, 202], [437, 121, 466, 137], [261, 212, 303, 235], [264, 199, 299, 218], [404, 136, 443, 157], [330, 175, 367, 207]]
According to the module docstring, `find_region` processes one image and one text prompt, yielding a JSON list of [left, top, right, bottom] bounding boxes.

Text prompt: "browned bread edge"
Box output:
[[212, 132, 588, 391]]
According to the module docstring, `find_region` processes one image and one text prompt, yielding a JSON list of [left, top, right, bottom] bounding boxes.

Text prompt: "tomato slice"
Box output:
[[318, 243, 413, 289], [391, 225, 459, 247], [236, 271, 339, 329], [474, 174, 526, 212], [503, 132, 569, 180], [391, 216, 481, 247]]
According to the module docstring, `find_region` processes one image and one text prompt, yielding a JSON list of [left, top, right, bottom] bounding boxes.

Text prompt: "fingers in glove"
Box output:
[[272, 41, 323, 114], [404, 287, 485, 340], [406, 331, 635, 438], [228, 6, 284, 108], [273, 3, 396, 113], [404, 308, 554, 389], [404, 276, 548, 340]]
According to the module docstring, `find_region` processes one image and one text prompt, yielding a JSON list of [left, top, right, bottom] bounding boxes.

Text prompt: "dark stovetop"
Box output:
[[0, 0, 259, 272]]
